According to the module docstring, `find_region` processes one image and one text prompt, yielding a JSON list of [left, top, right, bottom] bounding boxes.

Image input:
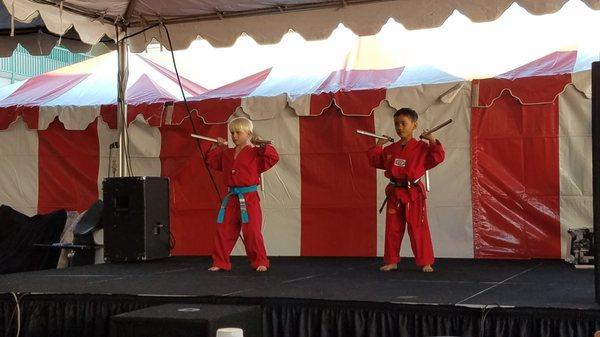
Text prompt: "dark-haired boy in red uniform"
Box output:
[[367, 108, 445, 272]]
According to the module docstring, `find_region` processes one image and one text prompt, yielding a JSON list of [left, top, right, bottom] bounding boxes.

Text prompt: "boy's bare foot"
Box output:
[[208, 266, 221, 272], [422, 265, 434, 273], [379, 264, 398, 272], [256, 265, 268, 272]]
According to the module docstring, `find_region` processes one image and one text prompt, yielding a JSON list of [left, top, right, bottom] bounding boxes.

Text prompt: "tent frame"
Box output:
[[26, 0, 390, 27], [592, 62, 600, 303], [116, 31, 129, 176]]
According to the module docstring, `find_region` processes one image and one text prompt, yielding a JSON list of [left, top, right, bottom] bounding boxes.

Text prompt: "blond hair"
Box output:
[[228, 117, 253, 134]]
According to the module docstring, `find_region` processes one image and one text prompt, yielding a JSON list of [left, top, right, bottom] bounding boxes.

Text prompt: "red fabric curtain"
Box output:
[[38, 119, 99, 214], [160, 122, 227, 255], [471, 87, 561, 259], [299, 104, 377, 256]]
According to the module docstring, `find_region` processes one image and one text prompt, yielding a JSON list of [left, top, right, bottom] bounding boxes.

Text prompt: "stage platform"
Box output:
[[0, 257, 599, 337]]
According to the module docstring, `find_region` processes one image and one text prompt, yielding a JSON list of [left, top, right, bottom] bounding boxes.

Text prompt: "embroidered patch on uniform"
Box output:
[[394, 158, 407, 167]]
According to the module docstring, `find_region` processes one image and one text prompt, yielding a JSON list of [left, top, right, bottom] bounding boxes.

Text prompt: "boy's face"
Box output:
[[394, 115, 417, 139], [231, 130, 252, 146]]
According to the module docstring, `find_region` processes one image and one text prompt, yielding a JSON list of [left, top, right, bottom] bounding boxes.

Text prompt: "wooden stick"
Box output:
[[190, 133, 218, 143], [420, 119, 453, 139], [356, 130, 394, 142]]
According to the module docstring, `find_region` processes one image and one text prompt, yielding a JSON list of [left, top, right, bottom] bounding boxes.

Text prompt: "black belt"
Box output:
[[389, 180, 408, 187], [389, 179, 420, 188], [379, 178, 421, 213]]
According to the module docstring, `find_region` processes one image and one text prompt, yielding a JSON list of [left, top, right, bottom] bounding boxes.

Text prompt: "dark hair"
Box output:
[[393, 108, 418, 122]]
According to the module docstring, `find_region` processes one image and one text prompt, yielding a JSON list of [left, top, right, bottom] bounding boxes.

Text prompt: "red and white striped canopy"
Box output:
[[0, 50, 206, 130]]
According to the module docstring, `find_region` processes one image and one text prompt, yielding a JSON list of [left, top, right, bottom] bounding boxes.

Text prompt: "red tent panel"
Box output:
[[160, 122, 227, 255], [172, 98, 240, 126], [300, 105, 377, 256], [475, 75, 572, 106], [471, 88, 560, 259], [38, 119, 99, 214], [330, 89, 387, 116]]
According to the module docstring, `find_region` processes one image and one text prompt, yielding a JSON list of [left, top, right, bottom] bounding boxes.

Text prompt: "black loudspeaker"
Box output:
[[103, 177, 170, 263], [110, 304, 262, 337], [593, 61, 600, 303]]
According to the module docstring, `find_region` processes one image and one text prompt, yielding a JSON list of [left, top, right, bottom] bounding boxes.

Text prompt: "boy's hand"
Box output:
[[251, 136, 271, 147], [376, 136, 390, 147], [216, 137, 228, 146], [420, 129, 436, 143], [251, 136, 263, 146]]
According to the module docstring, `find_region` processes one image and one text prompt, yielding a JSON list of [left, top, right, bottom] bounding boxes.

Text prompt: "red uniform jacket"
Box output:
[[368, 138, 445, 204], [206, 144, 279, 187]]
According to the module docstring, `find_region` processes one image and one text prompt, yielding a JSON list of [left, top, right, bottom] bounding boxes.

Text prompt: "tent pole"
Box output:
[[117, 28, 130, 177], [593, 61, 600, 303]]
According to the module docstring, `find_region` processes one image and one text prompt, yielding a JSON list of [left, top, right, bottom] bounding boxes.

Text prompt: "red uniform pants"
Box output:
[[384, 196, 434, 267], [211, 192, 269, 270]]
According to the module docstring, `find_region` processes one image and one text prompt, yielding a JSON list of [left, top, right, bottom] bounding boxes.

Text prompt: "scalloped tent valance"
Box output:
[[3, 0, 600, 54], [168, 64, 465, 126], [0, 3, 113, 56], [472, 50, 595, 107]]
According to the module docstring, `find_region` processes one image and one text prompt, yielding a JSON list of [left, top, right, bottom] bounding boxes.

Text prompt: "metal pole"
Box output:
[[117, 29, 129, 177], [592, 61, 600, 303]]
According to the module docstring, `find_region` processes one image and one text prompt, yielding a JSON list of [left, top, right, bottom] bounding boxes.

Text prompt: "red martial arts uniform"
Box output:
[[206, 144, 279, 270], [368, 138, 445, 266]]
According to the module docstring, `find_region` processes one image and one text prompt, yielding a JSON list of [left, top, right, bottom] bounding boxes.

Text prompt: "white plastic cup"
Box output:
[[216, 327, 244, 337]]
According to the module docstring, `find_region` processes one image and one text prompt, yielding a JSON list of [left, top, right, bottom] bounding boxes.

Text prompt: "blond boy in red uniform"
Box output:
[[206, 117, 279, 272]]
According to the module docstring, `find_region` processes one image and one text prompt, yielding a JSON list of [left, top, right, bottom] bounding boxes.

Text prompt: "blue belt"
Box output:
[[217, 185, 258, 224]]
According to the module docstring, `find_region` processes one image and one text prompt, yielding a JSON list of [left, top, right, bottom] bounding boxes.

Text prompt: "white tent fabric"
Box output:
[[558, 74, 593, 256], [3, 0, 600, 53], [244, 106, 302, 256], [0, 118, 37, 215]]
